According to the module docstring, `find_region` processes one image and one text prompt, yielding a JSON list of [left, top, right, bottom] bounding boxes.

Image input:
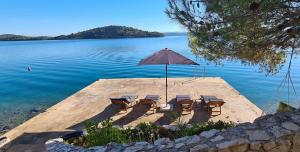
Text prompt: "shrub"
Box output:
[[67, 119, 235, 147], [124, 122, 160, 143]]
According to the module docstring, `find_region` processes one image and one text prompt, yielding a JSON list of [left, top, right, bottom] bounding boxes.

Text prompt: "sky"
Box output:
[[0, 0, 185, 36]]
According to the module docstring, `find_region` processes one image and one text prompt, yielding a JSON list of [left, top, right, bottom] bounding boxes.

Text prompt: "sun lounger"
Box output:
[[140, 95, 160, 113], [201, 95, 225, 114], [121, 94, 138, 103], [176, 95, 193, 114], [110, 97, 135, 112], [201, 95, 218, 104]]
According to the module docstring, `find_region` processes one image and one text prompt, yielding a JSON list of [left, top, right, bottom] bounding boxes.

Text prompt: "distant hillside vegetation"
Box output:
[[55, 26, 164, 39], [0, 26, 164, 41], [0, 34, 50, 41]]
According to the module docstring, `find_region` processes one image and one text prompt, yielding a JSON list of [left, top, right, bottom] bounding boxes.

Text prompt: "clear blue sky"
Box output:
[[0, 0, 184, 36]]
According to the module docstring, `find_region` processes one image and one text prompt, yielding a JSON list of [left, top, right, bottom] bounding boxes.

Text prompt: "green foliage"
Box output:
[[0, 26, 164, 41], [124, 122, 160, 143], [159, 120, 235, 140], [67, 119, 235, 147], [166, 0, 300, 75], [56, 25, 164, 39]]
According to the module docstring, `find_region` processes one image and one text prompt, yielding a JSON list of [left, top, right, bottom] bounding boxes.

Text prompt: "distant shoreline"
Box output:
[[0, 25, 166, 42], [0, 35, 165, 42], [0, 34, 188, 42]]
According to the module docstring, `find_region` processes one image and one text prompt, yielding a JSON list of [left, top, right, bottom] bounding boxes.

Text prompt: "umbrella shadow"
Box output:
[[154, 98, 182, 125], [113, 102, 151, 126]]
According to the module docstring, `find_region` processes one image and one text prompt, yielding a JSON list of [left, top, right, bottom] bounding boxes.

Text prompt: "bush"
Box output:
[[124, 122, 160, 143], [158, 120, 235, 140], [67, 119, 235, 147]]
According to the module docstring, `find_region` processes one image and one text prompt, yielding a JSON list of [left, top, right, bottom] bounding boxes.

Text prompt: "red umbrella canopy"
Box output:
[[139, 48, 199, 65]]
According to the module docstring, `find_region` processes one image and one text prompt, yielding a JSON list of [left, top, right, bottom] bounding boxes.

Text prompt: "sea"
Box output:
[[0, 35, 299, 129]]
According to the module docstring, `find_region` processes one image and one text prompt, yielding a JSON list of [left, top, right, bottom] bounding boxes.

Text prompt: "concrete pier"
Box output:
[[1, 78, 263, 151]]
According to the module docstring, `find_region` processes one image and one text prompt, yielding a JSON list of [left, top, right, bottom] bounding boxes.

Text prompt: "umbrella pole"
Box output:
[[166, 64, 168, 106]]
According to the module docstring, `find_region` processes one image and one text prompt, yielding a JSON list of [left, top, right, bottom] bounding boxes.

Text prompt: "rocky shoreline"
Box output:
[[0, 106, 47, 135]]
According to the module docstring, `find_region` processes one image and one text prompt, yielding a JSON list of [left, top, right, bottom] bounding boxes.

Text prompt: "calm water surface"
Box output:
[[0, 36, 299, 127]]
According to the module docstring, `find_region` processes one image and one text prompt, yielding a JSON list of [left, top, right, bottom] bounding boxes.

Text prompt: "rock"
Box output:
[[45, 138, 64, 145], [175, 136, 189, 144], [112, 125, 122, 130], [263, 141, 277, 151], [124, 145, 144, 152], [200, 129, 219, 138], [190, 144, 209, 152], [0, 126, 10, 132], [290, 114, 300, 124], [246, 130, 270, 141], [175, 142, 185, 149], [82, 129, 88, 136], [250, 142, 261, 151], [106, 142, 124, 152], [257, 116, 279, 128], [281, 122, 300, 131], [162, 125, 180, 131], [292, 133, 300, 152], [186, 135, 200, 146], [157, 145, 166, 151], [270, 139, 291, 152], [123, 141, 149, 152], [210, 135, 224, 142], [236, 122, 257, 130], [154, 138, 171, 146], [89, 146, 106, 152], [29, 108, 42, 114], [134, 141, 148, 146], [145, 144, 155, 151], [186, 124, 193, 129], [269, 126, 291, 138], [165, 142, 174, 149], [229, 144, 248, 152], [254, 114, 273, 124], [216, 138, 249, 150], [0, 136, 7, 145], [46, 141, 86, 152]]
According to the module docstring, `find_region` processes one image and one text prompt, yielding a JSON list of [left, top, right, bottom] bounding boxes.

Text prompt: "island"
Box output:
[[0, 25, 164, 41]]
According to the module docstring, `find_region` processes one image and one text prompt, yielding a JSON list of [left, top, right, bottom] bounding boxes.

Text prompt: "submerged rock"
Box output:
[[29, 109, 40, 114], [0, 136, 7, 145], [0, 125, 10, 132], [29, 107, 45, 115]]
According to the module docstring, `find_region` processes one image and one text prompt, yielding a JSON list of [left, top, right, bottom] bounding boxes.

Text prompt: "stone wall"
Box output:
[[46, 110, 300, 152]]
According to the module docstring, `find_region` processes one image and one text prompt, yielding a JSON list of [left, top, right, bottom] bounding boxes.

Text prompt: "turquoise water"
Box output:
[[0, 36, 299, 127]]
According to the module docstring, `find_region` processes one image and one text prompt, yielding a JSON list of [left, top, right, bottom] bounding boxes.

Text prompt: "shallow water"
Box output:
[[0, 36, 299, 128]]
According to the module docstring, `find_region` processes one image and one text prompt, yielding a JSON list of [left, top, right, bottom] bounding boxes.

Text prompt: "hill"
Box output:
[[0, 26, 164, 41], [54, 26, 164, 40], [0, 34, 50, 41]]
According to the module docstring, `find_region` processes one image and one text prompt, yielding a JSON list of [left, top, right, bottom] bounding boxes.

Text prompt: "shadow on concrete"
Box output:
[[2, 131, 73, 152], [188, 103, 210, 124], [113, 102, 150, 126], [70, 104, 119, 130], [154, 98, 182, 125]]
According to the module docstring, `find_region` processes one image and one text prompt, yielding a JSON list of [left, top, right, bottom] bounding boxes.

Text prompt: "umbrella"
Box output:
[[139, 48, 199, 107]]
